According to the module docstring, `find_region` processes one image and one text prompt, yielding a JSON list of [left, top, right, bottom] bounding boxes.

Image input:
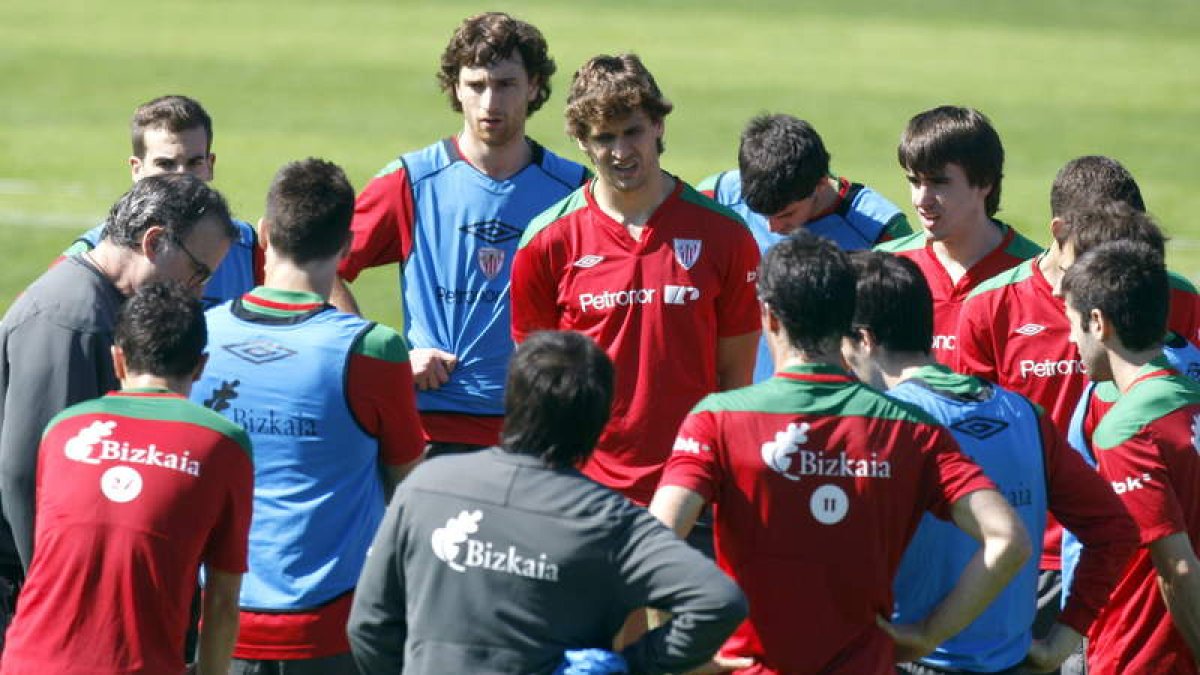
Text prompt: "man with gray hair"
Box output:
[[0, 173, 237, 579]]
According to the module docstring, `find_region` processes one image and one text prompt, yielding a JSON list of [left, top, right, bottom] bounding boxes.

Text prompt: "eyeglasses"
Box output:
[[170, 234, 213, 288]]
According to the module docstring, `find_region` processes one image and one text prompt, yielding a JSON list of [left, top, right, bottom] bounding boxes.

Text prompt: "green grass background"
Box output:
[[2, 0, 1198, 329]]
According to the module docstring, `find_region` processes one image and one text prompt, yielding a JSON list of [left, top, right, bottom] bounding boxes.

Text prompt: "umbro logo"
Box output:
[[1014, 323, 1046, 337], [223, 340, 297, 365], [459, 220, 522, 245], [951, 416, 1009, 440], [573, 255, 604, 268]]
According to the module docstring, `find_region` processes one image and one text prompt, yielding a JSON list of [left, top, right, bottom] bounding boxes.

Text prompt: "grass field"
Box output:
[[2, 0, 1198, 327]]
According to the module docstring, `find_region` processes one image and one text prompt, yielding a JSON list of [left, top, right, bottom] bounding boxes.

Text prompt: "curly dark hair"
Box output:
[[437, 12, 555, 116]]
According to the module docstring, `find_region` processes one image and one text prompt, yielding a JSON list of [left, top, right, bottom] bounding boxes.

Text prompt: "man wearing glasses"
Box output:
[[0, 174, 237, 599]]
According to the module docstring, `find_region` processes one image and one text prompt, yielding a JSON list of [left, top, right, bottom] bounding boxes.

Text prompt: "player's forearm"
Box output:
[[715, 332, 758, 391], [920, 491, 1031, 650], [1157, 556, 1200, 662], [647, 485, 705, 539], [916, 530, 1029, 649], [195, 573, 241, 675], [329, 276, 362, 315]]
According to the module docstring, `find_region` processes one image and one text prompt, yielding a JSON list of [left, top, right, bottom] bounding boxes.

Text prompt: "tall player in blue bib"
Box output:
[[841, 251, 1136, 674], [698, 114, 910, 382], [196, 159, 425, 672], [60, 95, 261, 309], [333, 13, 587, 453]]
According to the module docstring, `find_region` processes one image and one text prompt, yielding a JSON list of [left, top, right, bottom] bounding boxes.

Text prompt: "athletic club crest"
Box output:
[[478, 247, 505, 281], [673, 238, 702, 270]]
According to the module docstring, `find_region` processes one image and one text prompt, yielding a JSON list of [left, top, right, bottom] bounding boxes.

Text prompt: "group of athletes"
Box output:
[[0, 9, 1196, 675]]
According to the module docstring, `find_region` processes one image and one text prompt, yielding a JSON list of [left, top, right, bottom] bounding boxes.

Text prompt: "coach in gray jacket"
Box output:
[[348, 330, 747, 674]]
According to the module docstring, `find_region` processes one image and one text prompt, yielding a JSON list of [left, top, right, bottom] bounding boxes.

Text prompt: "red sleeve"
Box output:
[[954, 295, 999, 382], [656, 411, 723, 503], [203, 446, 254, 573], [1168, 286, 1200, 347], [1041, 413, 1138, 633], [922, 426, 996, 521], [510, 231, 563, 343], [715, 225, 762, 338], [252, 234, 266, 286], [347, 352, 426, 465], [338, 168, 415, 282], [1097, 427, 1186, 546], [1084, 392, 1112, 443]]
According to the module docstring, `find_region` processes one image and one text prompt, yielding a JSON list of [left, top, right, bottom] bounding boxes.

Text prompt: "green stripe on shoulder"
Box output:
[[1002, 226, 1043, 260], [1169, 270, 1198, 293], [62, 240, 94, 256], [48, 395, 253, 458], [1094, 381, 1121, 403], [968, 258, 1036, 299], [883, 213, 914, 240], [874, 230, 926, 253], [353, 323, 410, 362], [1093, 375, 1200, 450], [678, 182, 748, 229], [691, 376, 936, 425], [908, 364, 985, 398], [373, 158, 405, 179], [520, 189, 589, 248]]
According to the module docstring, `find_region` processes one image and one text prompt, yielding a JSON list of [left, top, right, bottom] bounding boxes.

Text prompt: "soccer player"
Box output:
[[955, 158, 1200, 671], [648, 231, 1029, 673], [333, 12, 588, 455], [511, 53, 760, 506], [699, 113, 911, 382], [841, 251, 1136, 674], [876, 105, 1040, 365], [1, 281, 252, 675], [62, 95, 263, 309], [0, 174, 237, 572], [348, 330, 747, 674], [193, 159, 425, 673], [1060, 240, 1200, 673]]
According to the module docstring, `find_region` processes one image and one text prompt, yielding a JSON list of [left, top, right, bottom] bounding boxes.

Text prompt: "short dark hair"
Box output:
[[565, 53, 673, 152], [104, 173, 236, 250], [131, 95, 213, 157], [898, 105, 1004, 216], [758, 230, 856, 356], [847, 251, 933, 354], [501, 331, 614, 469], [264, 158, 355, 264], [1062, 240, 1167, 352], [1050, 155, 1144, 221], [437, 12, 555, 116], [115, 281, 207, 379], [1064, 199, 1166, 259], [739, 114, 831, 217]]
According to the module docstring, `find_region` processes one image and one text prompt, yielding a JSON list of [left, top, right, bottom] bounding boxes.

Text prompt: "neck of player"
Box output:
[[457, 126, 532, 181], [594, 170, 675, 239], [263, 252, 339, 301], [881, 353, 937, 391], [932, 213, 1004, 280], [121, 372, 193, 397], [1109, 343, 1168, 394]]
